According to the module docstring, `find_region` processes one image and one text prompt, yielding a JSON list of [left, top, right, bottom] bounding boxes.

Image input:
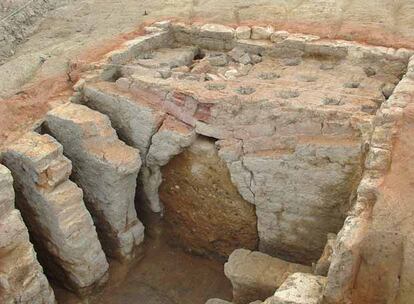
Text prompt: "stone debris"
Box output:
[[200, 24, 235, 41], [381, 82, 396, 99], [44, 103, 144, 260], [82, 82, 166, 212], [228, 47, 249, 63], [147, 115, 196, 167], [271, 273, 327, 304], [251, 26, 274, 40], [142, 115, 196, 212], [2, 132, 109, 294], [207, 53, 229, 66], [270, 31, 289, 43], [0, 164, 56, 304], [224, 68, 239, 79], [192, 59, 212, 74], [224, 249, 311, 304]]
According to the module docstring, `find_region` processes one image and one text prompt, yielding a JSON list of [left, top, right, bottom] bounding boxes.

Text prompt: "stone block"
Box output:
[[224, 249, 311, 304], [271, 273, 326, 304], [221, 139, 363, 264], [83, 82, 166, 158], [323, 216, 369, 304], [144, 26, 164, 34], [102, 31, 173, 80], [200, 24, 235, 40], [147, 115, 196, 167], [152, 20, 172, 29], [235, 39, 273, 55], [251, 26, 274, 40], [236, 26, 251, 40], [365, 147, 392, 171], [2, 132, 109, 294], [44, 103, 144, 260], [270, 31, 289, 43]]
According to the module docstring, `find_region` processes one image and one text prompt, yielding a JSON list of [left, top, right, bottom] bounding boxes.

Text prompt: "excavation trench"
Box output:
[[1, 20, 413, 304]]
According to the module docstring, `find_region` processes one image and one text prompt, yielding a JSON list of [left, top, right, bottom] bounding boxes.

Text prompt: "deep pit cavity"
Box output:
[[1, 20, 414, 304]]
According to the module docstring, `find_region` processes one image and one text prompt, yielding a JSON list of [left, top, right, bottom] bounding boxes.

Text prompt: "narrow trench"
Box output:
[[52, 195, 233, 304]]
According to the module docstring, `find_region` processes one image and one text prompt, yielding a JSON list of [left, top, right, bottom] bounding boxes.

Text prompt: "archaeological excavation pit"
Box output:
[[1, 20, 414, 304]]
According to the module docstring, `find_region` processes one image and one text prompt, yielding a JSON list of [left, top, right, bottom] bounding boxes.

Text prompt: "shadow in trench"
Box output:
[[52, 198, 232, 304]]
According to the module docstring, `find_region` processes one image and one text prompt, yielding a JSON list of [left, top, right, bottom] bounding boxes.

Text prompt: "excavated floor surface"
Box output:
[[53, 203, 232, 304]]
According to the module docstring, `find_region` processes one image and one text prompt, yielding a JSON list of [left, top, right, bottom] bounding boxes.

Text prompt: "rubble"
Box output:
[[251, 26, 274, 40]]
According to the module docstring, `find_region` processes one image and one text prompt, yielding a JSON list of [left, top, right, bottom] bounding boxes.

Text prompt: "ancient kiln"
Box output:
[[1, 20, 414, 304]]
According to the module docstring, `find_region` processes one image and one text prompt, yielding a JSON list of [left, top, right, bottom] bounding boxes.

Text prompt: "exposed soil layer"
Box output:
[[160, 136, 258, 259]]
